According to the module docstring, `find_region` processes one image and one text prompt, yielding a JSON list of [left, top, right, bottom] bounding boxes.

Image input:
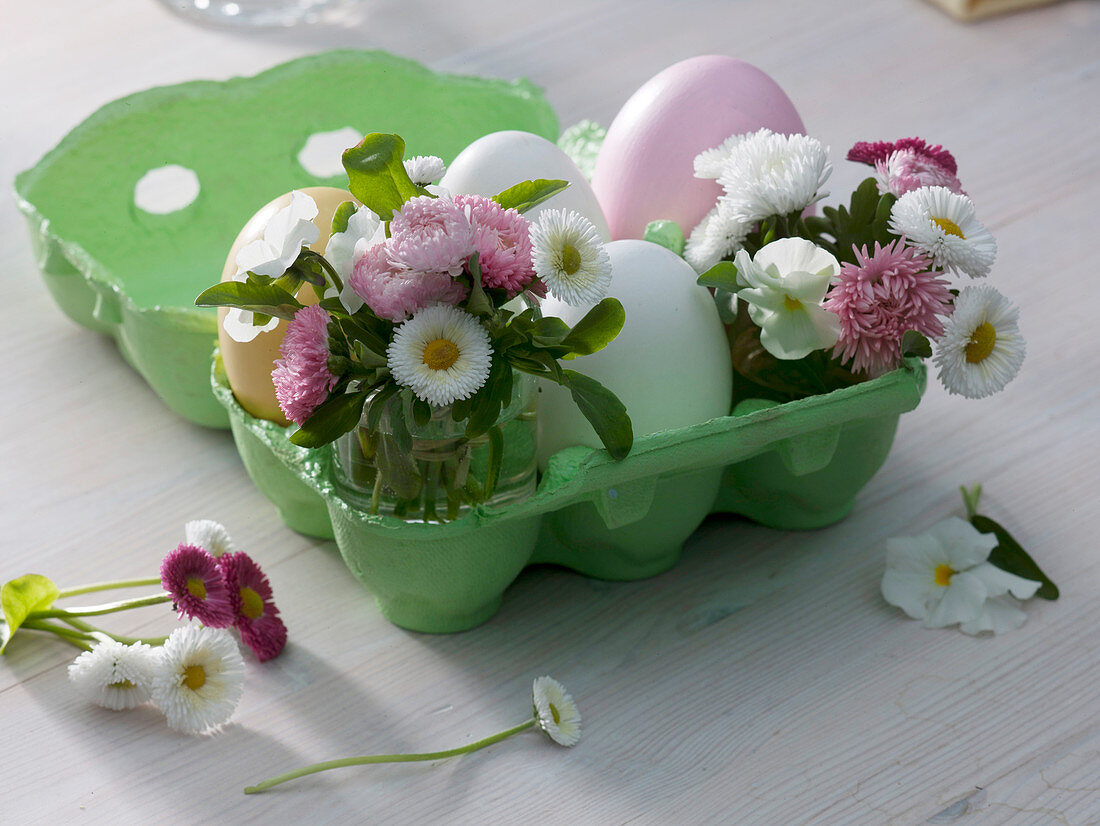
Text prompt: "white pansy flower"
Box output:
[[403, 155, 447, 187], [223, 190, 320, 343], [933, 285, 1025, 399], [387, 305, 493, 408], [324, 204, 381, 287], [889, 186, 996, 279], [882, 517, 1040, 631], [684, 205, 750, 274], [68, 640, 156, 711], [734, 238, 841, 360], [532, 676, 581, 747], [530, 209, 612, 306], [183, 519, 238, 558], [717, 129, 832, 223], [151, 624, 245, 735]]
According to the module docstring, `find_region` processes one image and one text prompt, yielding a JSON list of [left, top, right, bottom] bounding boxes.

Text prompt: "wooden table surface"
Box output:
[[3, 1, 1098, 823]]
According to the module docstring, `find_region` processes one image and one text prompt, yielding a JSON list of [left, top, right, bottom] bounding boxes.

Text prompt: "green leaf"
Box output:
[[367, 383, 400, 432], [465, 253, 493, 316], [195, 281, 304, 320], [696, 261, 741, 292], [560, 297, 626, 357], [971, 514, 1059, 600], [412, 398, 432, 427], [901, 330, 932, 358], [848, 177, 881, 228], [492, 179, 569, 213], [872, 192, 898, 246], [643, 220, 685, 256], [465, 357, 510, 438], [562, 370, 633, 460], [375, 434, 422, 501], [342, 133, 427, 221], [1, 575, 60, 653], [330, 200, 358, 236], [529, 316, 571, 347], [389, 394, 413, 454], [289, 389, 368, 448]]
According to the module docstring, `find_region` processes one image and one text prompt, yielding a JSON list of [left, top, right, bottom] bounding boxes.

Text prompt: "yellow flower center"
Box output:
[[783, 295, 803, 312], [240, 586, 265, 620], [965, 321, 997, 364], [549, 702, 561, 725], [422, 338, 460, 371], [109, 679, 137, 690], [932, 216, 965, 238], [183, 664, 207, 691], [561, 243, 582, 276], [934, 564, 955, 587], [185, 577, 207, 600]]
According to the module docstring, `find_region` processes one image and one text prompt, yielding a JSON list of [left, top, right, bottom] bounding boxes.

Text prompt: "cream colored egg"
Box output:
[[439, 130, 610, 240], [536, 239, 732, 467], [218, 186, 355, 425]]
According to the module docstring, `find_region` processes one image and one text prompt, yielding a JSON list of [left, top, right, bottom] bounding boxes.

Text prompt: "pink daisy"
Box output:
[[388, 195, 475, 276], [160, 543, 234, 628], [218, 552, 286, 662], [272, 304, 338, 426], [349, 241, 467, 322], [456, 194, 536, 296], [847, 137, 958, 176], [824, 241, 953, 377]]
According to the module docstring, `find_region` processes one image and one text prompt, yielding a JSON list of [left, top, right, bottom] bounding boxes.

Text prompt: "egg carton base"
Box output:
[[213, 355, 926, 632]]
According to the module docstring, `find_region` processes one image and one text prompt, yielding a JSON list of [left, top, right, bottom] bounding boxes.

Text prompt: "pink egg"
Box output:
[[592, 56, 805, 240]]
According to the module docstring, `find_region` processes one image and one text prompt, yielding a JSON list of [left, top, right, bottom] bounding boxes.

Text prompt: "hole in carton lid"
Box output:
[[298, 127, 362, 179], [134, 165, 200, 214]]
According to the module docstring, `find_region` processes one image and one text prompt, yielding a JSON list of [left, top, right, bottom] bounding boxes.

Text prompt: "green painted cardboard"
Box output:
[[212, 355, 927, 632], [15, 51, 559, 428]]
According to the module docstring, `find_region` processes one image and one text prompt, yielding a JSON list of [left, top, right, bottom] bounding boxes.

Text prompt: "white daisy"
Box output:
[[693, 132, 748, 179], [403, 155, 447, 187], [882, 517, 1039, 631], [933, 285, 1025, 398], [224, 190, 320, 343], [151, 624, 245, 735], [183, 519, 239, 558], [716, 129, 832, 223], [530, 209, 612, 306], [532, 676, 581, 747], [68, 640, 156, 711], [889, 186, 996, 278], [734, 238, 841, 360], [683, 205, 750, 274], [387, 305, 493, 408]]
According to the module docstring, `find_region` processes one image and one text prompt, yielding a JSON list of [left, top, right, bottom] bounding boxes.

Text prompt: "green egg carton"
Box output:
[[14, 51, 559, 428], [213, 354, 926, 633]]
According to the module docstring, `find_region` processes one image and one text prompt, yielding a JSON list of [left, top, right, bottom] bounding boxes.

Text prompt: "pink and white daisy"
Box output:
[[349, 242, 468, 322], [388, 195, 475, 276], [457, 194, 537, 296], [823, 241, 952, 377], [847, 137, 959, 178], [160, 543, 234, 628], [271, 304, 339, 426], [218, 552, 287, 662], [873, 149, 964, 198]]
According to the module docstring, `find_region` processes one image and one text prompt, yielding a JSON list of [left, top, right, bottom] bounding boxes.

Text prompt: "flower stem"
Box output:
[[62, 617, 168, 647], [28, 594, 171, 621], [244, 718, 537, 795], [960, 484, 983, 521], [56, 577, 162, 599], [20, 620, 94, 651]]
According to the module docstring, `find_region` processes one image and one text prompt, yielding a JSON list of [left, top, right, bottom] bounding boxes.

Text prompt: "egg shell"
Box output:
[[218, 186, 354, 425], [591, 56, 805, 240], [439, 130, 610, 240], [537, 239, 732, 467]]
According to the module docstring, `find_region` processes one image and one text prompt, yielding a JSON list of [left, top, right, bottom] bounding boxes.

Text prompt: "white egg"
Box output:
[[439, 130, 610, 240], [537, 239, 732, 467]]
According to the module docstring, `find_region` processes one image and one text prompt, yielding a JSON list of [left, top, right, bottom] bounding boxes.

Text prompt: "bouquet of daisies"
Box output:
[[198, 133, 632, 521], [684, 130, 1024, 401]]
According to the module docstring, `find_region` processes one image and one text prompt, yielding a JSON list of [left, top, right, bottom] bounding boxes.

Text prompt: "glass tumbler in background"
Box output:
[[155, 0, 363, 27]]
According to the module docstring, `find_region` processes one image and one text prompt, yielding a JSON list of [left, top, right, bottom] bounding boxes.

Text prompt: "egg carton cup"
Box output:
[[14, 51, 559, 428], [213, 354, 927, 632]]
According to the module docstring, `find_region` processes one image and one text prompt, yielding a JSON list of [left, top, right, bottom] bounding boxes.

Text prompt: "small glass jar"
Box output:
[[333, 372, 538, 522]]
